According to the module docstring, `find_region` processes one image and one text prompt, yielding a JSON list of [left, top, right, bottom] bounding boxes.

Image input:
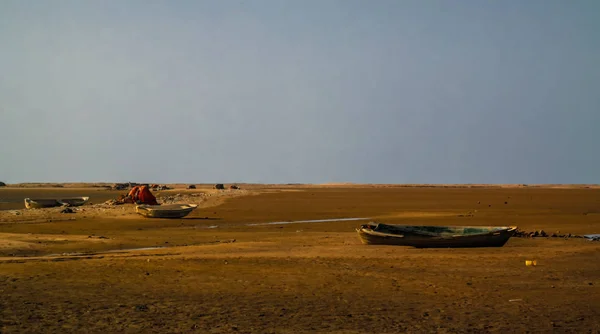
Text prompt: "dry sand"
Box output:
[[0, 184, 599, 333]]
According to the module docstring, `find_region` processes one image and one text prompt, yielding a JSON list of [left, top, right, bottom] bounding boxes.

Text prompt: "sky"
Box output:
[[1, 0, 599, 184]]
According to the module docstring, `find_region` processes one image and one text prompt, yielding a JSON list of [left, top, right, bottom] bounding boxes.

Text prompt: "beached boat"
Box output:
[[357, 222, 517, 248], [24, 198, 62, 209], [59, 197, 90, 207], [24, 197, 90, 209], [135, 204, 198, 218]]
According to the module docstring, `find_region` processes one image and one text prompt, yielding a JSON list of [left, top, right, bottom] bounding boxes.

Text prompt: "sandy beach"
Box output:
[[1, 184, 599, 333]]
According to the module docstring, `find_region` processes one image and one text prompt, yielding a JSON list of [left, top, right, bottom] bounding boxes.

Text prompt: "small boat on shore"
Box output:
[[357, 222, 517, 248], [135, 204, 198, 218], [24, 197, 90, 209]]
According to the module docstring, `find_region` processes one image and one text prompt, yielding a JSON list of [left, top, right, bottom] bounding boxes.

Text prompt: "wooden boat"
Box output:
[[135, 204, 198, 218], [357, 222, 517, 248], [24, 197, 90, 209]]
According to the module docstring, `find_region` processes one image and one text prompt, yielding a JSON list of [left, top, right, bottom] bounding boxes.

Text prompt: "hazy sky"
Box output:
[[1, 1, 599, 184]]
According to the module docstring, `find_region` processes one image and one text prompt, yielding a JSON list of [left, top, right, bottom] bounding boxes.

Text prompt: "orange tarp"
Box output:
[[127, 186, 141, 199], [138, 185, 158, 205]]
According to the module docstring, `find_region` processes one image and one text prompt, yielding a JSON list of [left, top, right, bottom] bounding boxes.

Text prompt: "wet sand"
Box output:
[[1, 185, 599, 333]]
